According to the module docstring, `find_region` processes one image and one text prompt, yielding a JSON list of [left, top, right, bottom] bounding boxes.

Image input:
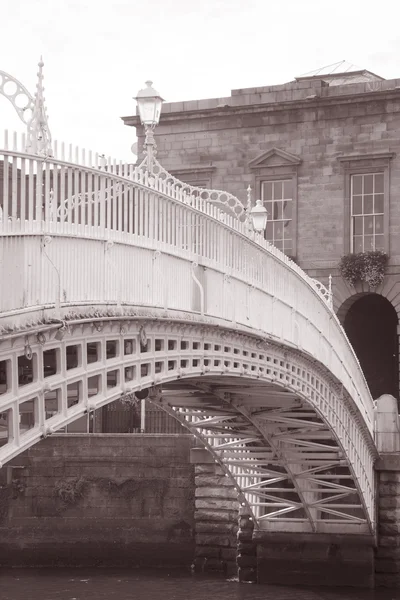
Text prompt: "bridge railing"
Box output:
[[0, 130, 375, 434]]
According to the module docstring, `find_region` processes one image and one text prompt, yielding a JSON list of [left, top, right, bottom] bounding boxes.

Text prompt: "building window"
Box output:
[[169, 167, 215, 191], [249, 147, 301, 258], [338, 152, 394, 255], [261, 179, 293, 254], [351, 173, 384, 252]]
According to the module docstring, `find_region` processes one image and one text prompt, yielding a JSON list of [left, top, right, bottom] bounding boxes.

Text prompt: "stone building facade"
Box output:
[[123, 69, 400, 403]]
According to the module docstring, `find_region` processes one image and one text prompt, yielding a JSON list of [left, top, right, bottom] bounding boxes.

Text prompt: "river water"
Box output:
[[0, 569, 397, 600]]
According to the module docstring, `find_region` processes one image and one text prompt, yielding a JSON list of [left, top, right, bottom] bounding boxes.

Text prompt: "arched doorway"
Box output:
[[343, 294, 399, 400]]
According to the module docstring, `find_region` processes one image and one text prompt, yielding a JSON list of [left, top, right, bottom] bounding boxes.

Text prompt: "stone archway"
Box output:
[[341, 293, 399, 400]]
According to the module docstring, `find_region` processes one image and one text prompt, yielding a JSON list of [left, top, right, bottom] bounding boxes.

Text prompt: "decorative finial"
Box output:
[[246, 185, 252, 212], [25, 57, 53, 157]]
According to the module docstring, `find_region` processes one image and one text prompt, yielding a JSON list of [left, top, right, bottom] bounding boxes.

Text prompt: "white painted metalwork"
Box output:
[[133, 81, 245, 219], [312, 275, 333, 309], [135, 81, 164, 174], [0, 60, 52, 157], [25, 58, 53, 157], [0, 70, 34, 124], [138, 154, 247, 220], [0, 320, 377, 534], [0, 132, 378, 536], [0, 131, 374, 428]]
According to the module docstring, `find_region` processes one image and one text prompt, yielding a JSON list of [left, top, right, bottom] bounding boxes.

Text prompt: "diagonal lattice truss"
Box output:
[[153, 375, 375, 535]]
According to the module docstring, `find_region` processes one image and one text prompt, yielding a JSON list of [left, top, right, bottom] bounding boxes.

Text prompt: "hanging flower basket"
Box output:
[[339, 250, 388, 288]]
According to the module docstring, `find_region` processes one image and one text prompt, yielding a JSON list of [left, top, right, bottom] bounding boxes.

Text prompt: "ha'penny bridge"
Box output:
[[0, 61, 398, 587]]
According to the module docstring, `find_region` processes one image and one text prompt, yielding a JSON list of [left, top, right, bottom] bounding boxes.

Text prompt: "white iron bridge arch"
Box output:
[[0, 131, 378, 537]]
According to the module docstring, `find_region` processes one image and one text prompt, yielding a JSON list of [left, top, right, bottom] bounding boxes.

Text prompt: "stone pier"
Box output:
[[190, 447, 239, 575], [375, 394, 400, 587], [237, 507, 257, 582]]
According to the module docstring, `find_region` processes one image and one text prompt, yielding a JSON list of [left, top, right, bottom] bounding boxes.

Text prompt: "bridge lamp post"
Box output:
[[250, 199, 268, 235], [135, 81, 164, 173]]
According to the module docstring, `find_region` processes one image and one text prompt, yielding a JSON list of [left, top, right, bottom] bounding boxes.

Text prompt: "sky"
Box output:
[[1, 0, 400, 162]]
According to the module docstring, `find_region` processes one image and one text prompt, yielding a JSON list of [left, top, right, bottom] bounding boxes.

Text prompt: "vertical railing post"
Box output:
[[2, 151, 9, 232], [35, 159, 43, 226], [99, 158, 106, 235], [140, 399, 146, 432]]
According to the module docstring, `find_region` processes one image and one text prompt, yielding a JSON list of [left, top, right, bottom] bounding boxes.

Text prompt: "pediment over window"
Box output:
[[248, 148, 302, 169]]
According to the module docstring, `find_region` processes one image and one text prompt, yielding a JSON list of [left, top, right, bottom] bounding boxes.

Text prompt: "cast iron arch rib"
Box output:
[[0, 318, 377, 535]]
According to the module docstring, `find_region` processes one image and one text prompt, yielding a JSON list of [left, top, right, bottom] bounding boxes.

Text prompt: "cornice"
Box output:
[[122, 88, 400, 128], [169, 165, 216, 176]]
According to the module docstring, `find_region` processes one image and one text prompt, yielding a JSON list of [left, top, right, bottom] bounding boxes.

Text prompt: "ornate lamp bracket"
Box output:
[[138, 125, 157, 173]]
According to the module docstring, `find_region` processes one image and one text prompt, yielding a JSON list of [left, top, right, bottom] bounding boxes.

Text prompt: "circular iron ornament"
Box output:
[[0, 70, 35, 124]]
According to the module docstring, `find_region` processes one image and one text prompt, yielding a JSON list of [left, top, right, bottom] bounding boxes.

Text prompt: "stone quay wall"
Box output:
[[4, 422, 400, 588], [375, 455, 400, 587], [0, 434, 195, 567], [371, 395, 400, 587]]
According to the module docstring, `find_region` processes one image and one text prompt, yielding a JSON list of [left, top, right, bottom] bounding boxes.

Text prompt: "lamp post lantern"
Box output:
[[250, 199, 268, 234], [135, 81, 164, 172]]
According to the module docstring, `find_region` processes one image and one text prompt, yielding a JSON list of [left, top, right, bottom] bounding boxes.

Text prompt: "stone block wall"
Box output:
[[375, 397, 400, 587], [0, 434, 195, 567], [237, 508, 257, 582], [376, 462, 400, 586]]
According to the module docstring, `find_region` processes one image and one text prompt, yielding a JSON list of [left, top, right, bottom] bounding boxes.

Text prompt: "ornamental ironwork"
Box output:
[[0, 318, 377, 535], [0, 60, 53, 157], [0, 70, 34, 124], [137, 152, 246, 220]]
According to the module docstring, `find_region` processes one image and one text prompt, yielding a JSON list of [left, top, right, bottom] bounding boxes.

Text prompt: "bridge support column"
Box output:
[[190, 447, 239, 576], [375, 394, 400, 587], [237, 507, 257, 583]]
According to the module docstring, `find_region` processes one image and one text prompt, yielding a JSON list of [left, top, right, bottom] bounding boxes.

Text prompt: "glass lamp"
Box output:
[[135, 81, 164, 128], [250, 199, 268, 233]]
